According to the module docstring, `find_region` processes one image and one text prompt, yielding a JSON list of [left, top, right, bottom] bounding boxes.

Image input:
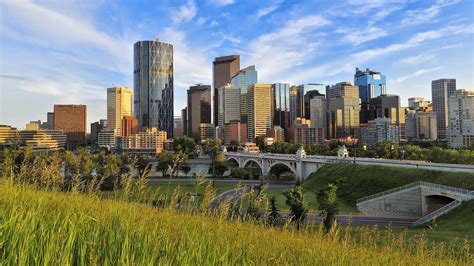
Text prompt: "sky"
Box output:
[[0, 0, 473, 130]]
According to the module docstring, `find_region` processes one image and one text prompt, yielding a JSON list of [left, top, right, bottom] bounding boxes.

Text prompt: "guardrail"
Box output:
[[412, 200, 461, 226], [356, 181, 473, 204]]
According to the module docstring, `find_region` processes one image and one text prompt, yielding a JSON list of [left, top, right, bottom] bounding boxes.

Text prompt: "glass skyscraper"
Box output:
[[231, 65, 257, 122], [273, 83, 290, 129], [134, 39, 174, 137], [289, 83, 324, 124], [354, 68, 386, 123]]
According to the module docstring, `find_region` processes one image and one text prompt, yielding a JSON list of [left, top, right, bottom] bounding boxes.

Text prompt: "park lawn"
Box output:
[[148, 182, 236, 196], [264, 188, 359, 214]]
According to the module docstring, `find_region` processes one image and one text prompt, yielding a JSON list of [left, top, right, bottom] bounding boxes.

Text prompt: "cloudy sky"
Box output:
[[0, 0, 473, 130]]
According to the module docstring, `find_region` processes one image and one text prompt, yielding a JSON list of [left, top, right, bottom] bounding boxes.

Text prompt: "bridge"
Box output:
[[224, 147, 474, 181]]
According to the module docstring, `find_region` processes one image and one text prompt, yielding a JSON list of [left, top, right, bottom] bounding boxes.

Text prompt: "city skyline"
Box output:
[[1, 0, 473, 129]]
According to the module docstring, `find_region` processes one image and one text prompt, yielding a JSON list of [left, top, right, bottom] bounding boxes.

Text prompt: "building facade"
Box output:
[[53, 104, 87, 149], [360, 118, 399, 147], [107, 86, 132, 136], [116, 128, 167, 156], [247, 84, 274, 141], [448, 89, 474, 149], [309, 95, 328, 141], [369, 94, 406, 141], [187, 84, 212, 141], [90, 121, 104, 144], [289, 83, 324, 125], [431, 78, 456, 139], [224, 121, 247, 145], [273, 83, 291, 131], [217, 83, 240, 128], [327, 82, 360, 139], [134, 39, 174, 137], [98, 128, 118, 150], [213, 55, 240, 125], [231, 65, 257, 122], [354, 68, 387, 123], [122, 115, 139, 137]]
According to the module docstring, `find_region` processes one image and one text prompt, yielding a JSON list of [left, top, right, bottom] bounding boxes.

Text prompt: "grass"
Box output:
[[1, 181, 472, 265]]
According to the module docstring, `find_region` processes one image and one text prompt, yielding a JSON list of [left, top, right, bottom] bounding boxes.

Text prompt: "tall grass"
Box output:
[[1, 181, 472, 265]]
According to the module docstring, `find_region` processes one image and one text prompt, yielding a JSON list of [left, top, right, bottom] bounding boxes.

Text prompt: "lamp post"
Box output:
[[353, 142, 367, 164]]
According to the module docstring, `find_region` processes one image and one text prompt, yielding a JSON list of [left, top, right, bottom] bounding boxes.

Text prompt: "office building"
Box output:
[[327, 82, 360, 139], [90, 121, 104, 144], [173, 117, 183, 138], [134, 39, 174, 137], [0, 125, 19, 151], [231, 65, 257, 122], [369, 94, 406, 140], [247, 84, 274, 141], [303, 84, 325, 120], [46, 112, 54, 130], [266, 126, 285, 143], [181, 108, 188, 136], [187, 84, 212, 140], [213, 55, 240, 125], [448, 89, 474, 149], [273, 83, 291, 130], [98, 128, 118, 150], [116, 128, 167, 156], [199, 123, 215, 141], [432, 79, 456, 139], [360, 118, 399, 147], [354, 68, 387, 123], [107, 86, 132, 136], [26, 120, 41, 130], [0, 126, 66, 152], [122, 116, 139, 137], [224, 121, 247, 145], [289, 83, 324, 124], [309, 95, 328, 141], [217, 83, 240, 128], [408, 97, 432, 110], [54, 104, 86, 149], [287, 123, 323, 145]]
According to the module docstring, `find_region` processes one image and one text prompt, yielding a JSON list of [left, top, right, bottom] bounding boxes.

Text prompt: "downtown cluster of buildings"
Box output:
[[1, 38, 473, 154]]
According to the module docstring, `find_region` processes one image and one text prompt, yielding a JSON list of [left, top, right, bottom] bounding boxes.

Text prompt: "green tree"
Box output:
[[267, 196, 282, 227], [179, 162, 192, 177], [173, 137, 197, 158], [227, 140, 240, 152], [202, 138, 222, 177], [254, 136, 265, 151], [283, 183, 308, 229], [316, 184, 339, 232], [131, 155, 150, 178], [213, 161, 228, 178], [156, 151, 173, 177], [270, 164, 291, 180]]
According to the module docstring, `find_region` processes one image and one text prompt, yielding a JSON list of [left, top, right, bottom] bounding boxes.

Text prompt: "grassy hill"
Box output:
[[1, 181, 471, 264], [303, 164, 474, 205]]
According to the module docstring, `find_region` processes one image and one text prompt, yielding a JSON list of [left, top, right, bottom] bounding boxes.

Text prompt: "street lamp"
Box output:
[[353, 142, 367, 164]]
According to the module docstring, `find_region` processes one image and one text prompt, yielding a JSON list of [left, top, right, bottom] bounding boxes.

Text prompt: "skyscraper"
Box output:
[[273, 83, 290, 130], [448, 89, 473, 149], [134, 39, 173, 137], [122, 115, 139, 137], [354, 68, 387, 123], [247, 84, 273, 141], [231, 65, 257, 122], [309, 95, 327, 140], [181, 108, 188, 136], [187, 84, 211, 141], [327, 82, 360, 139], [217, 83, 240, 128], [289, 84, 325, 124], [53, 104, 87, 149], [432, 79, 456, 139], [213, 55, 240, 125], [107, 86, 132, 136], [369, 94, 406, 140]]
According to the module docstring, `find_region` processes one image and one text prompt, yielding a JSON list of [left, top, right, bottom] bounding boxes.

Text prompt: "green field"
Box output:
[[1, 181, 471, 265]]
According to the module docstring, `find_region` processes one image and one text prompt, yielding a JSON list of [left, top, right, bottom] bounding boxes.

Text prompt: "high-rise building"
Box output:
[[116, 127, 167, 156], [247, 84, 274, 141], [90, 121, 104, 144], [369, 94, 406, 140], [224, 121, 247, 145], [327, 82, 360, 139], [173, 117, 183, 138], [213, 55, 240, 125], [231, 65, 257, 122], [46, 112, 54, 129], [181, 108, 188, 136], [309, 96, 328, 141], [360, 118, 399, 147], [217, 83, 240, 129], [134, 39, 174, 137], [53, 104, 87, 149], [122, 115, 139, 137], [289, 84, 324, 124], [448, 89, 474, 149], [199, 123, 215, 141], [273, 83, 290, 131], [408, 97, 432, 110], [432, 79, 456, 139], [107, 86, 132, 136], [26, 120, 41, 130], [303, 84, 325, 119], [354, 68, 387, 123], [187, 84, 211, 141], [416, 111, 437, 140]]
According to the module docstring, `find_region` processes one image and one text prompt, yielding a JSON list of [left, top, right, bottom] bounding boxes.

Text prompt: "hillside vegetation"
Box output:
[[1, 181, 471, 265], [304, 164, 474, 205]]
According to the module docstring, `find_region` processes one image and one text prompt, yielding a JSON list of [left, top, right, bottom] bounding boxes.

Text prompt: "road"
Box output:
[[147, 178, 295, 186]]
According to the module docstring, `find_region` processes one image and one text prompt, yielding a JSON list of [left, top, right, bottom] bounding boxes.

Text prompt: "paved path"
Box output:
[[147, 178, 295, 185]]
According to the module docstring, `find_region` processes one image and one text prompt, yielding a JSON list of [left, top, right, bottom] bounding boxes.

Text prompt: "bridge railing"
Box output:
[[412, 200, 462, 226], [357, 181, 474, 204]]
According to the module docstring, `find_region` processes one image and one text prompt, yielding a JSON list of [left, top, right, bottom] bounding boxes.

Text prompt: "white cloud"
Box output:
[[401, 0, 460, 25], [338, 27, 387, 45], [222, 34, 241, 44], [256, 1, 282, 19], [346, 0, 407, 15], [246, 15, 330, 82], [209, 20, 219, 27], [172, 0, 197, 25], [209, 0, 234, 6], [197, 16, 209, 25], [392, 67, 443, 83]]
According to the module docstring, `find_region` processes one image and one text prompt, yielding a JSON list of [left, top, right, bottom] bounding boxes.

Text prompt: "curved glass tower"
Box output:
[[134, 39, 174, 137]]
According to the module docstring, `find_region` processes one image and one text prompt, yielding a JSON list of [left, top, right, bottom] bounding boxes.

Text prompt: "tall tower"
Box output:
[[134, 39, 174, 137], [213, 55, 240, 125], [354, 68, 386, 123], [247, 84, 273, 141], [107, 86, 132, 136], [431, 79, 456, 139], [231, 65, 257, 122], [187, 84, 212, 141]]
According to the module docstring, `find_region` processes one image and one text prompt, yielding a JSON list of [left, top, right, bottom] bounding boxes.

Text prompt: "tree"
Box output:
[[180, 162, 192, 177], [254, 136, 265, 151], [156, 151, 173, 177], [270, 164, 291, 180], [267, 196, 282, 227], [227, 140, 240, 152], [173, 137, 197, 158], [316, 184, 339, 232], [202, 138, 222, 177], [131, 155, 150, 178], [213, 161, 228, 178], [283, 184, 308, 229], [156, 151, 188, 178]]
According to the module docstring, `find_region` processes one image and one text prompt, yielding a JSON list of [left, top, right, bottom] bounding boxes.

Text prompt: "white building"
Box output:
[[448, 90, 474, 149]]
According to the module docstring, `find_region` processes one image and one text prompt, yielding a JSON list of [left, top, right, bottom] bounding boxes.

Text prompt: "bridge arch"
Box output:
[[226, 157, 240, 168], [424, 194, 456, 214], [268, 162, 297, 180], [243, 159, 263, 178], [269, 161, 297, 175]]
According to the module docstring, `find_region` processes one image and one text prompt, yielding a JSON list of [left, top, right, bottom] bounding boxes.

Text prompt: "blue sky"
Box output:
[[1, 0, 473, 130]]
